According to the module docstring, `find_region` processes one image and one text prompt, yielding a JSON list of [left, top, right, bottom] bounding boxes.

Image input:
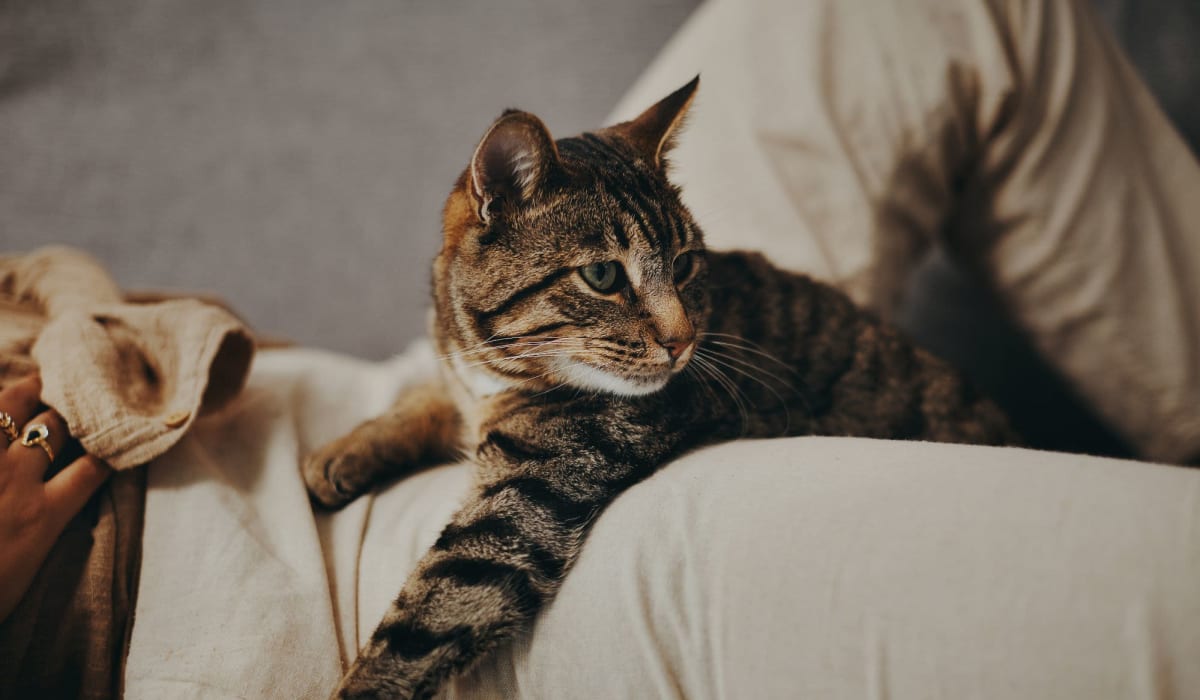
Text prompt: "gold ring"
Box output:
[[0, 411, 17, 443], [20, 423, 55, 463]]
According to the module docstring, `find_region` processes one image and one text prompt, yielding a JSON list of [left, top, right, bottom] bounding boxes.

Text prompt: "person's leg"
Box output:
[[610, 0, 1200, 463], [447, 439, 1200, 698]]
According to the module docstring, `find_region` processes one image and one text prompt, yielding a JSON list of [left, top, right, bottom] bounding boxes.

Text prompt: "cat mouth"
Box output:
[[552, 357, 676, 397]]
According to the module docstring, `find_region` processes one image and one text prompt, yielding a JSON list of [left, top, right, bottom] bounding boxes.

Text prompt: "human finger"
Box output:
[[0, 376, 43, 447], [7, 409, 70, 482], [43, 454, 112, 534]]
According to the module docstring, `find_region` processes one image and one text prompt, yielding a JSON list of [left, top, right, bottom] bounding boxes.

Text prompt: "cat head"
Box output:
[[435, 77, 707, 397]]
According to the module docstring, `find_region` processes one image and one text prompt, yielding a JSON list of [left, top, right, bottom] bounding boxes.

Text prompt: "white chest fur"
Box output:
[[444, 353, 512, 447]]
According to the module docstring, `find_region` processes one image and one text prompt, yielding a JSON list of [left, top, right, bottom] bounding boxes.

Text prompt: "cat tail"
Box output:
[[333, 473, 604, 700]]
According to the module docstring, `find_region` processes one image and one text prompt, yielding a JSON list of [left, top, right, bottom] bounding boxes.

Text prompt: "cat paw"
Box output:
[[303, 441, 376, 510]]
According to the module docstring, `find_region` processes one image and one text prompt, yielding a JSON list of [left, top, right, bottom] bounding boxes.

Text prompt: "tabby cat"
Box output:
[[304, 77, 1017, 699]]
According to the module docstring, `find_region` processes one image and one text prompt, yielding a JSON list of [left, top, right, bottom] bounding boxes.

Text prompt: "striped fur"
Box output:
[[304, 77, 1018, 699]]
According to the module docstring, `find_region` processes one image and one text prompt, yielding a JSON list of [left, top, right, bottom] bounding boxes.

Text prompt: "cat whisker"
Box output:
[[530, 381, 569, 399], [586, 349, 637, 365], [443, 344, 554, 362], [683, 362, 723, 412], [690, 355, 750, 437], [700, 334, 814, 418], [439, 337, 577, 361], [510, 365, 566, 393], [442, 338, 578, 362], [445, 333, 575, 353], [440, 334, 523, 357], [695, 348, 792, 434], [699, 330, 772, 349], [700, 334, 802, 377], [701, 356, 754, 418], [699, 360, 751, 438], [461, 349, 581, 370], [697, 346, 796, 393], [460, 347, 576, 364], [468, 343, 580, 362]]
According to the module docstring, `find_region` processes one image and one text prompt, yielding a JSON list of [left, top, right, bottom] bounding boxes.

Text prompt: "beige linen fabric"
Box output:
[[126, 346, 439, 699], [608, 0, 1200, 463], [0, 245, 255, 469], [125, 347, 1200, 698], [445, 439, 1200, 699]]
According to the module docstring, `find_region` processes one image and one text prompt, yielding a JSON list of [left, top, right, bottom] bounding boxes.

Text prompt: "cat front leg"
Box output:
[[333, 480, 592, 698], [304, 379, 461, 509], [333, 426, 657, 700]]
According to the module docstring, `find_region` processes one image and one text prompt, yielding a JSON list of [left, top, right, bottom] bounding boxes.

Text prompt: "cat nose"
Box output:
[[656, 337, 692, 361]]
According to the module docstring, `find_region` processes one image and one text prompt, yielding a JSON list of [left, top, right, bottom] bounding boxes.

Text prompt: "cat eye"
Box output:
[[580, 261, 625, 293], [672, 251, 696, 285]]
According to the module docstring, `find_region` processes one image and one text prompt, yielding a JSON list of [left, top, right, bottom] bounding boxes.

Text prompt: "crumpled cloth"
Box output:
[[0, 245, 255, 469]]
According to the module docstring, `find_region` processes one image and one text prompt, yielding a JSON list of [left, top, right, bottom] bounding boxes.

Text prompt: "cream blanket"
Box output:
[[125, 345, 1200, 698]]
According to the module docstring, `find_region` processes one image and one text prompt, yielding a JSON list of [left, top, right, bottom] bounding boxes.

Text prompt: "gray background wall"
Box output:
[[0, 0, 699, 358]]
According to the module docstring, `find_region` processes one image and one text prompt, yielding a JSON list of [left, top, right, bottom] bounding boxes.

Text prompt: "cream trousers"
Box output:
[[611, 0, 1200, 464]]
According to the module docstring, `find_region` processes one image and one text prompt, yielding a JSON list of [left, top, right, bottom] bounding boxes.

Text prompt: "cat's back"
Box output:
[[700, 249, 1019, 446]]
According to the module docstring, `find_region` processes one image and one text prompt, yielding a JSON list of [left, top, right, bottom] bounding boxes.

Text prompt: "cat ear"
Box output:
[[469, 110, 560, 223], [610, 75, 699, 170]]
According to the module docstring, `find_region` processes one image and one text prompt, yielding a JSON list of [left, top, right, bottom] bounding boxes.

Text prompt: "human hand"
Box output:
[[0, 376, 111, 622]]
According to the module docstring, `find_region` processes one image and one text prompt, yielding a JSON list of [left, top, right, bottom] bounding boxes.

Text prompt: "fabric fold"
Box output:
[[0, 245, 256, 469]]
